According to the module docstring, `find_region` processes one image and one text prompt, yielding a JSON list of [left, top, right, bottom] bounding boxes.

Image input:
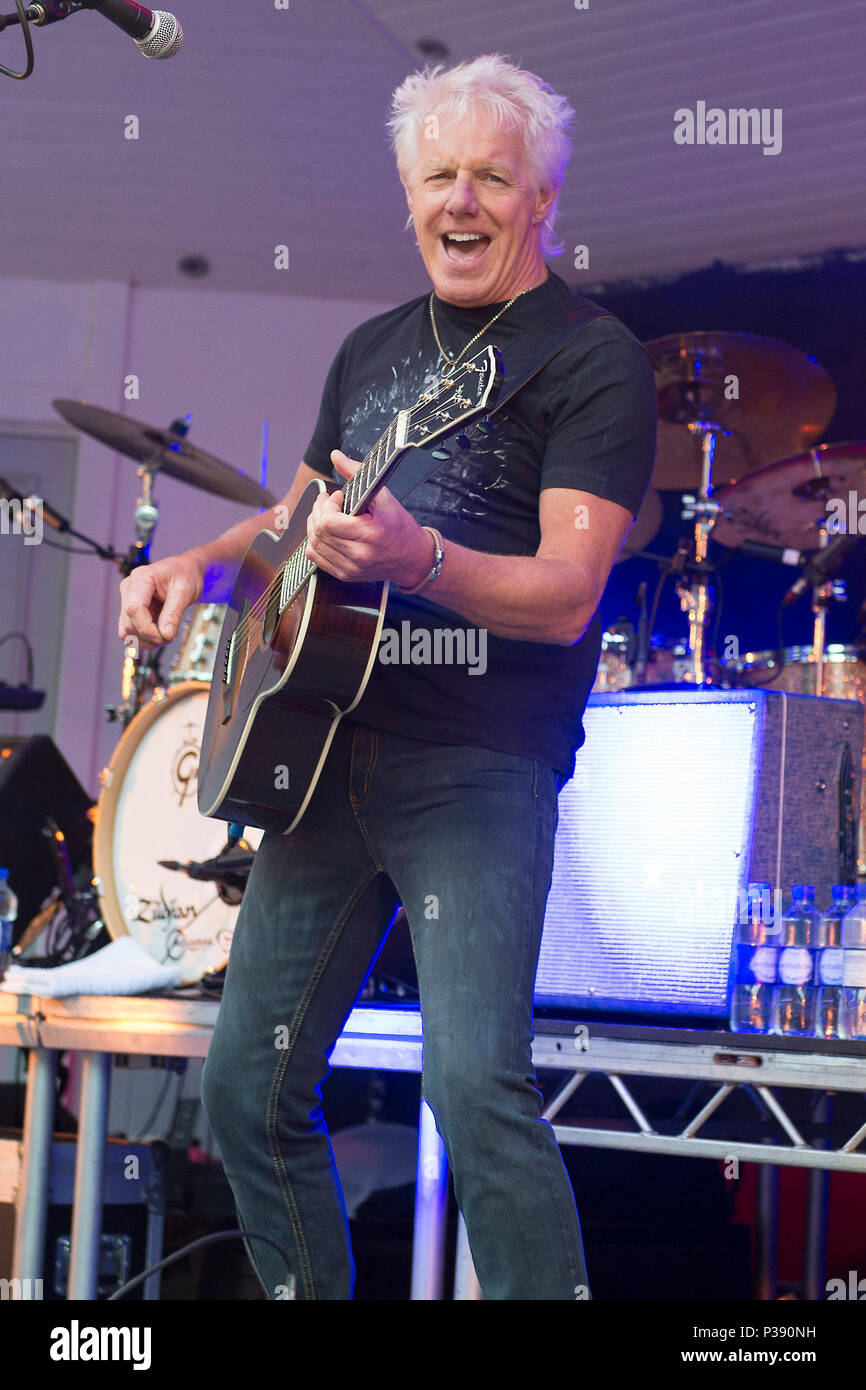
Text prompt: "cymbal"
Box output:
[[645, 331, 837, 490], [618, 487, 662, 562], [713, 442, 866, 552], [52, 399, 276, 507]]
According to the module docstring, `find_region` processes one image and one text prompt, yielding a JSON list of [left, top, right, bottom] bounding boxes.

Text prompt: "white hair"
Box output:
[[388, 54, 575, 257]]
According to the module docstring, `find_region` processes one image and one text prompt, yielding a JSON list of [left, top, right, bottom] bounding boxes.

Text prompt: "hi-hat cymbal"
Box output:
[[52, 399, 276, 507], [713, 442, 866, 552], [618, 487, 662, 562], [646, 331, 837, 490]]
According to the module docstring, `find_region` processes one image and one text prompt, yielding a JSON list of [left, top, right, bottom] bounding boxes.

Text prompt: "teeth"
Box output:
[[446, 233, 485, 242]]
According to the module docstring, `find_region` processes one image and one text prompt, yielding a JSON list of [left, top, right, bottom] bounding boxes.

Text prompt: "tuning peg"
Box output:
[[456, 432, 472, 449], [431, 447, 452, 461], [478, 419, 495, 435]]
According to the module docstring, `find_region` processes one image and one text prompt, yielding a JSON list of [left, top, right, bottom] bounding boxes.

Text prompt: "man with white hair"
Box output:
[[119, 54, 656, 1300]]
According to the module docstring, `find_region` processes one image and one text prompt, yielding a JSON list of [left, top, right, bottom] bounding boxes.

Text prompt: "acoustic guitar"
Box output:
[[197, 344, 502, 833]]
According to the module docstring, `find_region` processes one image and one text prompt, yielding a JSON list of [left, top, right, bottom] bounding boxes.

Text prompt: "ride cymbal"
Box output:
[[646, 331, 837, 490]]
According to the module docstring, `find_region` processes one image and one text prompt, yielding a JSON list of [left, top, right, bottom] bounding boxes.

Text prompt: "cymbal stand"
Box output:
[[810, 523, 846, 698], [676, 421, 727, 686], [111, 453, 163, 727]]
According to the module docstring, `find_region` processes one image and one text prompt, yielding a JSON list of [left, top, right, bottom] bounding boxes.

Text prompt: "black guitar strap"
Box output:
[[388, 289, 614, 502]]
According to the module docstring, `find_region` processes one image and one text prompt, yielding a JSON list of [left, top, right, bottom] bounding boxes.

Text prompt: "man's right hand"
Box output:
[[118, 552, 206, 648]]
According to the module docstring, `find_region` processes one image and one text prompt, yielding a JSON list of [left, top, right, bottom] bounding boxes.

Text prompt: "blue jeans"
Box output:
[[201, 719, 590, 1300]]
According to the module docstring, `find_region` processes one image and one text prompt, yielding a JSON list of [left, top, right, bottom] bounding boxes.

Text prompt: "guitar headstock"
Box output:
[[401, 345, 504, 450]]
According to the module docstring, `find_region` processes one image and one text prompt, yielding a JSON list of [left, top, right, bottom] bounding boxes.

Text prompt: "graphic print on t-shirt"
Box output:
[[339, 347, 520, 525]]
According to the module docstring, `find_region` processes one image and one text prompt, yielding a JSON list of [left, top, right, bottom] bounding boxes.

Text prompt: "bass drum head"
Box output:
[[93, 682, 261, 984]]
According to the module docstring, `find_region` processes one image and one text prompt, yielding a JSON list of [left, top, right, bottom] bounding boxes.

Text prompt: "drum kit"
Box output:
[[24, 329, 866, 984], [594, 330, 866, 877], [35, 401, 275, 984]]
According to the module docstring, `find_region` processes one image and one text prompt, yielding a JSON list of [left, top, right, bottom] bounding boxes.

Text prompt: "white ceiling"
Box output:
[[0, 0, 863, 301]]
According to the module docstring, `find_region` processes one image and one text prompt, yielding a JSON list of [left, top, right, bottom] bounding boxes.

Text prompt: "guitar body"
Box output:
[[198, 478, 388, 833]]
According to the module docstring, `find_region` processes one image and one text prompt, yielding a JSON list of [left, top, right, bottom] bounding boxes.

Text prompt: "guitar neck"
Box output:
[[266, 343, 500, 619], [275, 410, 410, 615], [341, 410, 410, 516]]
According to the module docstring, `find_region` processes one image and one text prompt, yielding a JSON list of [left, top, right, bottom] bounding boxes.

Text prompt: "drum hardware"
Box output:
[[645, 331, 837, 492], [632, 582, 649, 684], [107, 637, 167, 729], [644, 330, 837, 687], [51, 399, 276, 726], [168, 603, 226, 686], [669, 419, 731, 685], [51, 399, 277, 508], [807, 525, 851, 699], [158, 844, 255, 906], [11, 816, 106, 967], [714, 445, 866, 701], [594, 625, 691, 693], [198, 962, 227, 994], [713, 442, 866, 553]]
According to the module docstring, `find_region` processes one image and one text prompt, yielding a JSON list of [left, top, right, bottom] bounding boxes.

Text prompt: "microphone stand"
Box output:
[[0, 1, 83, 26]]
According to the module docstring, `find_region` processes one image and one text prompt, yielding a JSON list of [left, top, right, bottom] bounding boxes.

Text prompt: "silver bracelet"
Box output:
[[396, 526, 445, 596]]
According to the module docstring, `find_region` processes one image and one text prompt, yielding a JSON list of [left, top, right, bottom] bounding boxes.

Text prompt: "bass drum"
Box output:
[[722, 644, 866, 878], [93, 682, 261, 984]]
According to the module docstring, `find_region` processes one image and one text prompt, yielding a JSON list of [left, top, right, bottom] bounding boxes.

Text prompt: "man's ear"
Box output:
[[534, 185, 557, 224]]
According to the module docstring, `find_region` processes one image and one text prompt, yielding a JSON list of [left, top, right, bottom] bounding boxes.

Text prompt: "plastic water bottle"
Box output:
[[841, 885, 866, 1040], [730, 882, 777, 1033], [0, 868, 18, 981], [815, 885, 858, 1039], [774, 885, 820, 1036]]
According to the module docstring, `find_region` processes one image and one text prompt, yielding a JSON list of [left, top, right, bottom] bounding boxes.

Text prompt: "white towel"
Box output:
[[0, 936, 184, 998]]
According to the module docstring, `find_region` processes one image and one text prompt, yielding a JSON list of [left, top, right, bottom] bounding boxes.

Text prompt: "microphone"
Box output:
[[737, 538, 805, 567], [77, 1, 182, 58], [0, 477, 68, 532], [782, 533, 860, 606]]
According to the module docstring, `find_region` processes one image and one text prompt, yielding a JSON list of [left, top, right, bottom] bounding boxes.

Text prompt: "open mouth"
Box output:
[[440, 232, 491, 265]]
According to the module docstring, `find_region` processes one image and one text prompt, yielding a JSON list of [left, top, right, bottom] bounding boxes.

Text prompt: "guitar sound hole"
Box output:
[[263, 587, 281, 646]]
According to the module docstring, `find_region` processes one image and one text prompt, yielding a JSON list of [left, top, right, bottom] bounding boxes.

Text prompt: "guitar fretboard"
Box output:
[[275, 415, 401, 613]]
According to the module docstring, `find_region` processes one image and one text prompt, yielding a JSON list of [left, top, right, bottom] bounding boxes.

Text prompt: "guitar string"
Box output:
[[224, 359, 487, 656]]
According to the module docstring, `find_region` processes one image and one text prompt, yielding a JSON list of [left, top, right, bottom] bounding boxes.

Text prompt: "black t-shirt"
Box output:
[[303, 270, 657, 779]]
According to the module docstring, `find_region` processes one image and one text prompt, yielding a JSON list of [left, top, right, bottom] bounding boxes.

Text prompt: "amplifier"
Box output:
[[536, 690, 863, 1021]]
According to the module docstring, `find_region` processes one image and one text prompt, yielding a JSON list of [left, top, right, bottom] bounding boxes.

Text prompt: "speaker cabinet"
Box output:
[[0, 735, 93, 933], [536, 690, 863, 1021]]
